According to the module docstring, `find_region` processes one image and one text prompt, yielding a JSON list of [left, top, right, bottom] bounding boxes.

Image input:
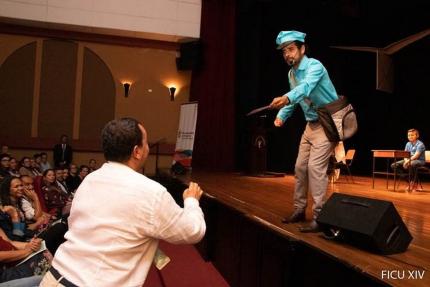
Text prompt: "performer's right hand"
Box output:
[[270, 95, 289, 109], [274, 118, 284, 127]]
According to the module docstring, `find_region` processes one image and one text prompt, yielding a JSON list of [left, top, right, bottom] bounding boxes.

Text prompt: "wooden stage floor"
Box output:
[[183, 172, 430, 287]]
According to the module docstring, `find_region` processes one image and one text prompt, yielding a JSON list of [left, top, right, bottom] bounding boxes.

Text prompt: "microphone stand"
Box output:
[[149, 138, 166, 177]]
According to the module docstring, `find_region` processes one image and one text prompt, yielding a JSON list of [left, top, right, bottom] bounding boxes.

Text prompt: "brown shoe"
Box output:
[[282, 210, 306, 224]]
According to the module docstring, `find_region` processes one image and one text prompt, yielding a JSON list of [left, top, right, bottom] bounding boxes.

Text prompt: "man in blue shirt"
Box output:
[[391, 129, 426, 191], [270, 30, 338, 232]]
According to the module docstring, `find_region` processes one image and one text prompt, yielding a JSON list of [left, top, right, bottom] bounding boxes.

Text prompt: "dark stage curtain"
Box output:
[[189, 0, 236, 171]]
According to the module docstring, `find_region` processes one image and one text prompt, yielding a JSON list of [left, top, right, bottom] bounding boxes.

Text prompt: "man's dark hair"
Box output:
[[20, 156, 30, 165], [102, 118, 143, 162], [54, 166, 64, 172], [43, 168, 54, 177], [408, 128, 419, 137], [79, 165, 89, 172]]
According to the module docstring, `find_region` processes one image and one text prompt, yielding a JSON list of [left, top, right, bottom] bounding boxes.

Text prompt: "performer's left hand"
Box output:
[[270, 95, 289, 109], [274, 118, 284, 127]]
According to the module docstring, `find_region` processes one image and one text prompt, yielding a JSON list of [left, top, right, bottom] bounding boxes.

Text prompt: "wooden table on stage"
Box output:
[[372, 150, 410, 191]]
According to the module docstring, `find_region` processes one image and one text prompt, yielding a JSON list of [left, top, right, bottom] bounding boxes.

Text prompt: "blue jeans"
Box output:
[[0, 276, 42, 287]]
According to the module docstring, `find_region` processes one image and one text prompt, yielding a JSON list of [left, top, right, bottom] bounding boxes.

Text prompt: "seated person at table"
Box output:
[[391, 129, 425, 186]]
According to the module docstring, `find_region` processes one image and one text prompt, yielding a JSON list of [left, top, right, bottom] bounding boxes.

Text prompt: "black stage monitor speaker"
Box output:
[[316, 193, 412, 255], [176, 40, 201, 70]]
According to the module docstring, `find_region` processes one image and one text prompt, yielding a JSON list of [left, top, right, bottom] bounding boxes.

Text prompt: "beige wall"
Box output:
[[1, 32, 191, 173], [0, 0, 201, 39], [83, 41, 192, 143]]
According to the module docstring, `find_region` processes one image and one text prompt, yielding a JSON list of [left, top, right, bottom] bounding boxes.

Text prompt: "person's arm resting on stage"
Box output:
[[151, 182, 206, 244]]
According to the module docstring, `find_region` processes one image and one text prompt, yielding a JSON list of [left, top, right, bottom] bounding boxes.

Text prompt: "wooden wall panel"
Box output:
[[0, 42, 36, 137], [79, 48, 115, 140], [38, 39, 77, 138]]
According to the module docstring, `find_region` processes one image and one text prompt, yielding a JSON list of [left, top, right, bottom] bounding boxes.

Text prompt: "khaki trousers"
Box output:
[[293, 121, 335, 219]]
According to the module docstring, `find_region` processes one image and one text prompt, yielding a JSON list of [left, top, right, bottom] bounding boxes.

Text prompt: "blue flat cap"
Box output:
[[276, 30, 306, 49]]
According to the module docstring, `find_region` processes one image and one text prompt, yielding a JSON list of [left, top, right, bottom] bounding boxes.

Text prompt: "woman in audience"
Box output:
[[0, 177, 68, 255], [41, 170, 69, 219], [0, 226, 51, 284], [19, 176, 50, 228], [0, 177, 46, 234], [0, 177, 26, 239], [8, 157, 20, 178]]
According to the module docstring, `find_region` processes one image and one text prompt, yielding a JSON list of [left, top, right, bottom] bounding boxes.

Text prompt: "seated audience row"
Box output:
[[0, 145, 100, 284]]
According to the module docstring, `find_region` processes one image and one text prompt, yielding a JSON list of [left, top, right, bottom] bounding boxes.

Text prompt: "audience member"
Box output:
[[8, 158, 20, 178], [0, 154, 10, 180], [2, 177, 47, 233], [0, 227, 51, 284], [19, 176, 50, 227], [40, 117, 206, 287], [66, 165, 88, 192], [62, 167, 69, 182], [88, 158, 97, 172], [29, 159, 42, 177], [4, 178, 67, 256], [41, 170, 68, 219], [0, 176, 26, 238], [53, 135, 73, 168], [54, 168, 69, 195], [0, 146, 10, 156], [65, 164, 78, 192], [18, 157, 34, 178], [40, 153, 52, 172]]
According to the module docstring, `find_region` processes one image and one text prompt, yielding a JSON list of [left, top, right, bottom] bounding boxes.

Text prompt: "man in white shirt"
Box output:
[[40, 118, 206, 287]]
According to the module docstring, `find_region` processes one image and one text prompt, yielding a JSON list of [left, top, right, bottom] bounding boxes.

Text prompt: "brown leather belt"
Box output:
[[49, 266, 79, 287]]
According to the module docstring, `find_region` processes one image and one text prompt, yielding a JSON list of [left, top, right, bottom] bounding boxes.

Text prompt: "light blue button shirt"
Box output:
[[276, 56, 338, 122], [405, 140, 426, 162]]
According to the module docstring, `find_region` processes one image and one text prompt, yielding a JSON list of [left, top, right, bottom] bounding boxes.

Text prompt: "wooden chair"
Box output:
[[413, 150, 430, 191]]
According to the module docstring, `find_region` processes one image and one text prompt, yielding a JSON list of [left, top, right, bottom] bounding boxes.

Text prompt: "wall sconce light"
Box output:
[[123, 82, 131, 97], [169, 86, 176, 101]]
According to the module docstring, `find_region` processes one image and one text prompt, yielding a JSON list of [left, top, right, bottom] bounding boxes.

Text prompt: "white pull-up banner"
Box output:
[[172, 102, 198, 172]]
